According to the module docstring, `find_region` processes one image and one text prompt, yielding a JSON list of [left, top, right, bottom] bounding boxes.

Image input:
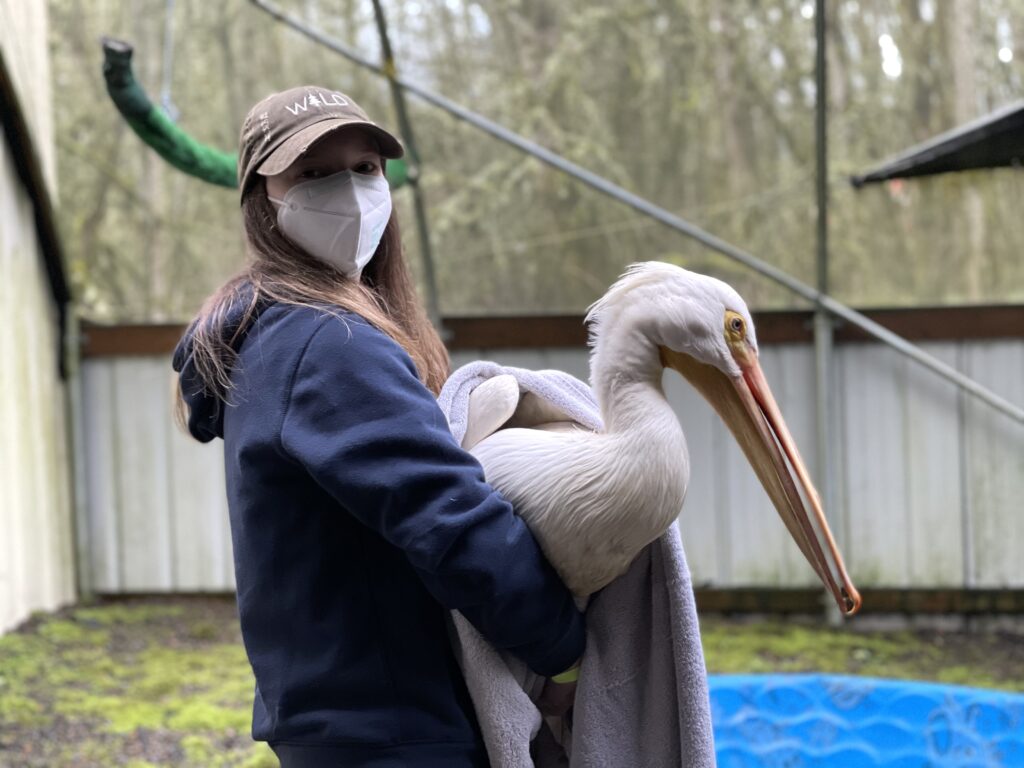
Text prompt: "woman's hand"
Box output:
[[536, 659, 580, 716], [537, 677, 577, 716]]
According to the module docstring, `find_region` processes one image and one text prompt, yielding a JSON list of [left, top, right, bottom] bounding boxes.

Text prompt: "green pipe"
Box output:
[[100, 36, 407, 190]]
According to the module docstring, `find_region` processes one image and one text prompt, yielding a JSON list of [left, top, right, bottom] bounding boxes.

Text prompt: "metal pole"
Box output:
[[159, 0, 179, 120], [248, 0, 1024, 425], [813, 0, 840, 624], [368, 0, 443, 332], [64, 311, 93, 600]]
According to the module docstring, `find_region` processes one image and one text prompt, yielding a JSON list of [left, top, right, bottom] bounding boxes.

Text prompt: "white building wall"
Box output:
[[0, 0, 75, 633], [0, 0, 57, 191]]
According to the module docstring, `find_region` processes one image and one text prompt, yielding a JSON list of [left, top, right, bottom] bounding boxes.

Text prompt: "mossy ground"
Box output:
[[1, 597, 1022, 766], [0, 597, 275, 768], [700, 616, 1024, 691]]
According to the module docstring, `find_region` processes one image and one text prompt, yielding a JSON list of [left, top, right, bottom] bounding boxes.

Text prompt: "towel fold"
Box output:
[[439, 361, 716, 768], [439, 361, 603, 445]]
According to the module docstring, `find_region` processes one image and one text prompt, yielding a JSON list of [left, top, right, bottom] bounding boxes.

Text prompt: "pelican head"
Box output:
[[588, 263, 861, 616]]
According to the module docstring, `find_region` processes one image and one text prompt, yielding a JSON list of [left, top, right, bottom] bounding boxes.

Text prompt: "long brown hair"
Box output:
[[179, 180, 449, 420]]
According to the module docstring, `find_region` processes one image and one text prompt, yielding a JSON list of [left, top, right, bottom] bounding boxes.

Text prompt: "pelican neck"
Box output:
[[591, 333, 672, 434]]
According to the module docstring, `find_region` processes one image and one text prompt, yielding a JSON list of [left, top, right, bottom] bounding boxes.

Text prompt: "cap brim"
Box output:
[[257, 118, 404, 177]]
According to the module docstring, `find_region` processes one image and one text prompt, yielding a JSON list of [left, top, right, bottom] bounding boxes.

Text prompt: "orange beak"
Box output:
[[662, 346, 861, 616]]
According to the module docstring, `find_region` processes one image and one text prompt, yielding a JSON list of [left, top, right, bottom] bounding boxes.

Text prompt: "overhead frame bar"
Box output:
[[249, 0, 1024, 425]]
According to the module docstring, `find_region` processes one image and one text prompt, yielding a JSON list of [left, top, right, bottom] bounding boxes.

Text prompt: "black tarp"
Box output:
[[850, 100, 1024, 187]]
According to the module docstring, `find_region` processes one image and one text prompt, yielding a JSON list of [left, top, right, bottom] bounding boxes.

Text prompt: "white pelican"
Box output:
[[465, 262, 860, 615]]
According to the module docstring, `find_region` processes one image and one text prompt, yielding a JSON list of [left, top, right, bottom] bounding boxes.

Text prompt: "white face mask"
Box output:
[[269, 170, 392, 278]]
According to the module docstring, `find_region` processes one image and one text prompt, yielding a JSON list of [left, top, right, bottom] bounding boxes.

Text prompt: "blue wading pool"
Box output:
[[708, 674, 1024, 767]]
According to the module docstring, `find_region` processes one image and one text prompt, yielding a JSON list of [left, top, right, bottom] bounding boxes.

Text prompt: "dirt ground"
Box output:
[[1, 595, 1022, 767]]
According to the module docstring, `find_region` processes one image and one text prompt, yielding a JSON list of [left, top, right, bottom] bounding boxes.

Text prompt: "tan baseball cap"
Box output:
[[238, 85, 404, 200]]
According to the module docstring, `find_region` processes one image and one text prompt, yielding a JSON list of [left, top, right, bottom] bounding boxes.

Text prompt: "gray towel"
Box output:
[[439, 361, 603, 443], [438, 361, 716, 768]]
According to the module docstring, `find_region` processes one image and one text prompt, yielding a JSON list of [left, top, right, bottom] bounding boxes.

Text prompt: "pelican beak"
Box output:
[[661, 346, 862, 616]]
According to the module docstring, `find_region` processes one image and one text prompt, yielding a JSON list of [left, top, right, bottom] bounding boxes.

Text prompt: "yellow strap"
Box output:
[[551, 665, 579, 684]]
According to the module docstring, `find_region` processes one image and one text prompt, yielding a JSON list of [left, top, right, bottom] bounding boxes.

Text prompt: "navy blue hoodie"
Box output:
[[173, 296, 585, 767]]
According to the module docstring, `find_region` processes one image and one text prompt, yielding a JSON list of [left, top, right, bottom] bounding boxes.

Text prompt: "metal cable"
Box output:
[[160, 0, 179, 121], [248, 0, 1024, 425]]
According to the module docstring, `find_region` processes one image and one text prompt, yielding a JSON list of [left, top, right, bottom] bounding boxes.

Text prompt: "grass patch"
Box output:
[[2, 597, 1022, 765], [0, 597, 258, 767], [72, 604, 185, 627], [700, 617, 1024, 691]]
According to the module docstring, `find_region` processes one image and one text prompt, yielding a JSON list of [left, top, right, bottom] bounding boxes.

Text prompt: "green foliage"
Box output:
[[49, 0, 1024, 323]]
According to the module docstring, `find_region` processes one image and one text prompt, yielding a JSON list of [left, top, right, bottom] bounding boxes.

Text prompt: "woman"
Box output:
[[173, 86, 584, 767]]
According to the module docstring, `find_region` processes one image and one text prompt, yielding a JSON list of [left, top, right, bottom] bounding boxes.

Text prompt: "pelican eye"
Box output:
[[725, 311, 746, 341]]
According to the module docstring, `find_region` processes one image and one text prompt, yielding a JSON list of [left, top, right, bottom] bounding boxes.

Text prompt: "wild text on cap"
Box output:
[[285, 91, 351, 116]]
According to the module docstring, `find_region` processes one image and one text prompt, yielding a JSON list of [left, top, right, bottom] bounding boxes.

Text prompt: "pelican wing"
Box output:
[[462, 374, 520, 450], [472, 426, 686, 597]]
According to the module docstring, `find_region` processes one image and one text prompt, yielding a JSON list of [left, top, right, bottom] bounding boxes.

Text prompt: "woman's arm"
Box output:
[[278, 312, 585, 677]]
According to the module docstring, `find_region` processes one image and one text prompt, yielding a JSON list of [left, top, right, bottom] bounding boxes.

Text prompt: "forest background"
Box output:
[[49, 0, 1024, 322]]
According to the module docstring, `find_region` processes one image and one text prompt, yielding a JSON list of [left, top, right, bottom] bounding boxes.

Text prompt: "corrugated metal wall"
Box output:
[[79, 338, 1024, 593], [0, 0, 75, 633]]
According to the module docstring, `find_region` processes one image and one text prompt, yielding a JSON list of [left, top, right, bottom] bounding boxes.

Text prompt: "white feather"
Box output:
[[472, 262, 756, 597]]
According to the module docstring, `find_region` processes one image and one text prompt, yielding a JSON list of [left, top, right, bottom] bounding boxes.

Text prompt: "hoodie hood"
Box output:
[[172, 282, 265, 443]]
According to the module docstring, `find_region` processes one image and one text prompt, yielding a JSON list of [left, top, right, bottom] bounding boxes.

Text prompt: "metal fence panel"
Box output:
[[81, 337, 1024, 592], [963, 342, 1024, 587]]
